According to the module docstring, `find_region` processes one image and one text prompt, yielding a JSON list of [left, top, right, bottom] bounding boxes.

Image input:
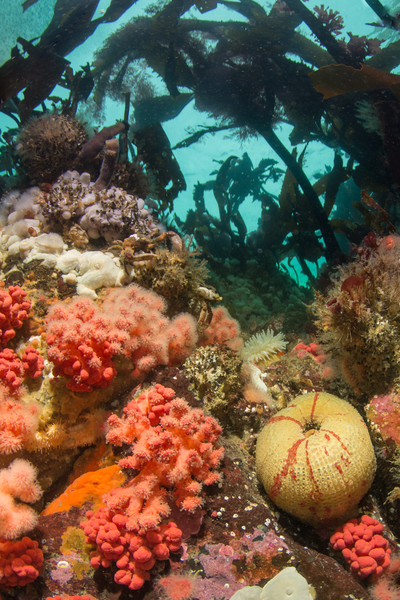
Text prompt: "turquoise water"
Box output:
[[1, 0, 400, 284]]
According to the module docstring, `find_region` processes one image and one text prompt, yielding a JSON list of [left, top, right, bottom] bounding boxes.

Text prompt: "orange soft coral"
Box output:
[[105, 383, 224, 531]]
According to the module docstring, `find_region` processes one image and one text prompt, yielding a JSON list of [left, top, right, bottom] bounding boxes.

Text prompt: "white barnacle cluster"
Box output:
[[45, 170, 162, 242]]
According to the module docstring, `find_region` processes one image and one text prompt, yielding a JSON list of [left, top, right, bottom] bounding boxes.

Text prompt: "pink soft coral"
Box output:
[[81, 384, 223, 590], [0, 386, 40, 454], [102, 284, 198, 378], [105, 383, 224, 531], [46, 285, 198, 391], [0, 459, 42, 539], [369, 551, 400, 600]]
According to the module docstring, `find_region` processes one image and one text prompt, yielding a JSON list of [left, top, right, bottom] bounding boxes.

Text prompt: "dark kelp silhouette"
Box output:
[[2, 0, 400, 279]]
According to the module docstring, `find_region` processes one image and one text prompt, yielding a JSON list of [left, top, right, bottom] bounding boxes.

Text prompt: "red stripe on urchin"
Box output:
[[270, 437, 305, 498], [268, 415, 303, 428], [319, 429, 352, 454], [310, 392, 320, 421], [305, 438, 322, 503]]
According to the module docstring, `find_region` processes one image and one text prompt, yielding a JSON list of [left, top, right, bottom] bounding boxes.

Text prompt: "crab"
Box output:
[[107, 231, 184, 265]]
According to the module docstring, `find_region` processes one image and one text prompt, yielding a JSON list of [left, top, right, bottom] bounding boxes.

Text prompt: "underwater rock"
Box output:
[[36, 435, 371, 600]]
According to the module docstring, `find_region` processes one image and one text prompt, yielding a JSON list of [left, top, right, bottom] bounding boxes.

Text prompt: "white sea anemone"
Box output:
[[241, 329, 287, 366]]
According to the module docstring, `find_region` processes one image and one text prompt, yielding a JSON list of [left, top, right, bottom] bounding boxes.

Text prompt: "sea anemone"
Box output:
[[241, 329, 287, 367]]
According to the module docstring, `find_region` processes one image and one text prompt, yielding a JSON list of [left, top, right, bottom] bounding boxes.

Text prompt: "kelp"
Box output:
[[86, 0, 400, 265], [131, 93, 193, 131], [90, 0, 346, 258], [3, 0, 400, 280], [0, 0, 139, 120], [175, 150, 356, 282], [364, 0, 400, 30], [310, 64, 400, 101], [175, 153, 284, 266], [132, 123, 187, 210]]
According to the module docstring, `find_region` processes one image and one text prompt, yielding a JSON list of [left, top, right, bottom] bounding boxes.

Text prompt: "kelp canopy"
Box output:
[[1, 0, 400, 281]]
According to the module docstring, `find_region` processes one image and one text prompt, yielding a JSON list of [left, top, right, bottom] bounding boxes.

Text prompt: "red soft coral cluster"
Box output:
[[0, 284, 42, 454], [105, 383, 224, 529], [46, 285, 198, 392], [0, 347, 44, 394], [330, 515, 391, 578], [292, 341, 326, 364], [0, 285, 31, 348], [0, 284, 42, 396], [82, 508, 182, 591], [20, 346, 44, 379], [0, 349, 24, 393], [81, 384, 223, 589], [0, 536, 43, 586], [46, 297, 126, 392]]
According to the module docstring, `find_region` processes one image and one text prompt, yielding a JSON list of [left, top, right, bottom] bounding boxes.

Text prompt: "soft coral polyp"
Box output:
[[330, 515, 391, 579]]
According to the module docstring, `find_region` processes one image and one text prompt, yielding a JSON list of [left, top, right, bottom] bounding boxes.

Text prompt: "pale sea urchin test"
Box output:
[[256, 392, 376, 526]]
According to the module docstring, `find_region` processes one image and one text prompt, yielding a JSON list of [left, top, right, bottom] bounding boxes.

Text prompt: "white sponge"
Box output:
[[230, 567, 316, 600]]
